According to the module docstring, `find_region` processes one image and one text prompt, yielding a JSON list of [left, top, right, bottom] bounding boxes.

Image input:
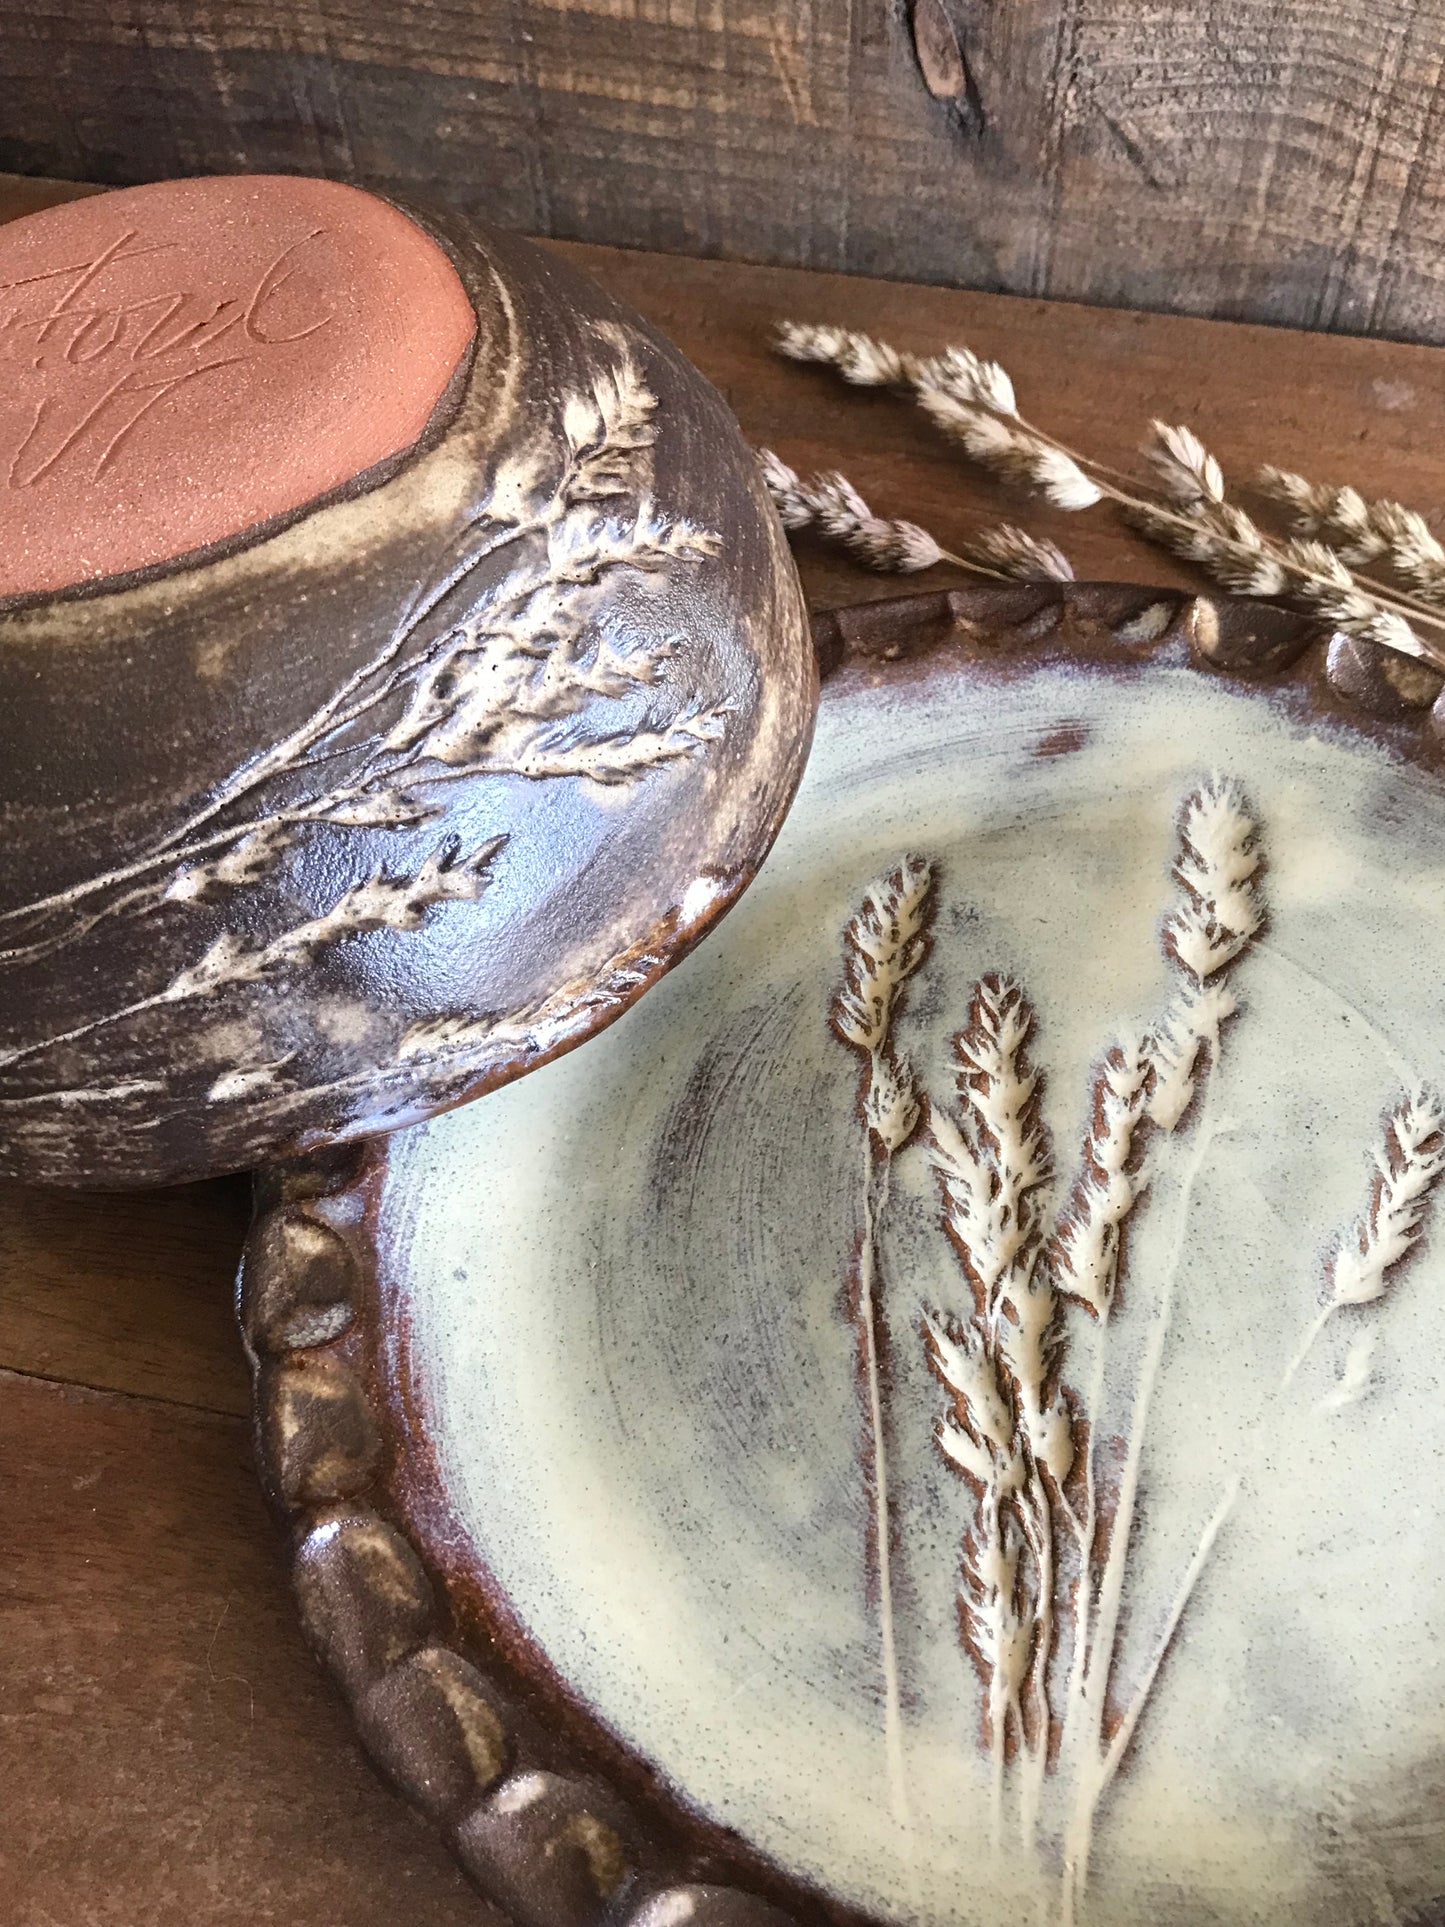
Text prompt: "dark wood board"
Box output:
[[541, 236, 1445, 607], [7, 171, 1445, 1925], [0, 1371, 501, 1926], [0, 1176, 252, 1415], [6, 4, 1445, 342]]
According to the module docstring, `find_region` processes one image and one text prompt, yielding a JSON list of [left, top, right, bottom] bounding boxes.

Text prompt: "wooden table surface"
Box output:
[[8, 173, 1445, 1926]]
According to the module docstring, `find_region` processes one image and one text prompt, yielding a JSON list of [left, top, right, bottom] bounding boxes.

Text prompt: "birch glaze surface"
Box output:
[[247, 587, 1445, 1927], [0, 175, 814, 1186]]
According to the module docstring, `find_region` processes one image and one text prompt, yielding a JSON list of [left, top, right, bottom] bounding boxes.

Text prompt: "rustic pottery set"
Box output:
[[5, 175, 1445, 1927]]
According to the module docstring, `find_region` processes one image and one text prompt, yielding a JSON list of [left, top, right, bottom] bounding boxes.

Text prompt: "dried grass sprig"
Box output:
[[775, 319, 1097, 511], [777, 320, 1018, 418], [1259, 465, 1445, 603], [1128, 496, 1429, 660], [758, 450, 1073, 581], [772, 317, 1445, 671]]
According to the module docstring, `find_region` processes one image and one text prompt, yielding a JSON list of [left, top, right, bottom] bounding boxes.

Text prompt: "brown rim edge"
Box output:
[[242, 581, 1445, 1927]]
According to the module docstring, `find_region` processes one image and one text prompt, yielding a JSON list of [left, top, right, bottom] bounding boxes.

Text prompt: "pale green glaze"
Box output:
[[384, 659, 1445, 1926]]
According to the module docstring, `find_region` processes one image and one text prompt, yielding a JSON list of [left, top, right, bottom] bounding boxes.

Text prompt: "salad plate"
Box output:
[[245, 580, 1445, 1927]]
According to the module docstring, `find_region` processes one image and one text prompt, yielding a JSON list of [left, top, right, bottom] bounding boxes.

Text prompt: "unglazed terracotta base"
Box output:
[[0, 177, 814, 1186], [245, 585, 1445, 1927], [0, 174, 478, 597]]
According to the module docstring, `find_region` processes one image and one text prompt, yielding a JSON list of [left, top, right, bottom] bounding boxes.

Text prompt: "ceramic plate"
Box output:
[[245, 582, 1445, 1927]]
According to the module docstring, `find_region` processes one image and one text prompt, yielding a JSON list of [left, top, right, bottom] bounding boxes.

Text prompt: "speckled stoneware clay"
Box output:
[[247, 584, 1445, 1927], [0, 174, 813, 1186]]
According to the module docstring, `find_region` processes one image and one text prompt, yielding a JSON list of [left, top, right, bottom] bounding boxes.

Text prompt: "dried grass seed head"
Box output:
[[773, 320, 920, 387], [1145, 421, 1226, 506], [808, 468, 944, 572], [1370, 499, 1445, 594], [962, 523, 1075, 583], [757, 449, 946, 573], [757, 448, 813, 528], [917, 389, 1103, 511], [913, 344, 1018, 418]]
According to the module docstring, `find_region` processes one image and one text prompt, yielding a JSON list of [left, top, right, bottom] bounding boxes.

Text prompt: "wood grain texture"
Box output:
[[6, 4, 1445, 341], [0, 1372, 500, 1927], [0, 1176, 252, 1414], [543, 236, 1445, 607], [8, 171, 1445, 1927]]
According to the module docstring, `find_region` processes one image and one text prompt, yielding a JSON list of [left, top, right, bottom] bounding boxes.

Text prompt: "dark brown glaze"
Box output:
[[812, 580, 1445, 757], [0, 175, 478, 597], [244, 583, 1445, 1927], [0, 190, 815, 1186]]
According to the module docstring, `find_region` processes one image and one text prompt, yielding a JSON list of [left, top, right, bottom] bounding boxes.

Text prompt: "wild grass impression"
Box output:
[[832, 780, 1444, 1922]]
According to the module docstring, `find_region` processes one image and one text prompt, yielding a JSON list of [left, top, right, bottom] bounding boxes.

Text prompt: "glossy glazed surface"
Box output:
[[0, 200, 813, 1185], [378, 634, 1445, 1925]]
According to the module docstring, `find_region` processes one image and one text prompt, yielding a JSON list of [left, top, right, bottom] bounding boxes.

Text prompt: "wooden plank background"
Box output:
[[9, 170, 1445, 1922], [6, 3, 1445, 343]]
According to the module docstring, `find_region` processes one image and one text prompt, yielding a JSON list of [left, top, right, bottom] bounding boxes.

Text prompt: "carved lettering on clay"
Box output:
[[0, 224, 334, 487], [0, 325, 727, 1088], [0, 176, 482, 597], [832, 783, 1445, 1924]]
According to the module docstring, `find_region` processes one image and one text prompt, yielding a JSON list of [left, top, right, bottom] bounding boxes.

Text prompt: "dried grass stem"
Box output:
[[774, 319, 1445, 673]]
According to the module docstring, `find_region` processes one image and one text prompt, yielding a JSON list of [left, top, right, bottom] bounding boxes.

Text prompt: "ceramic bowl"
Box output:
[[0, 174, 814, 1185]]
